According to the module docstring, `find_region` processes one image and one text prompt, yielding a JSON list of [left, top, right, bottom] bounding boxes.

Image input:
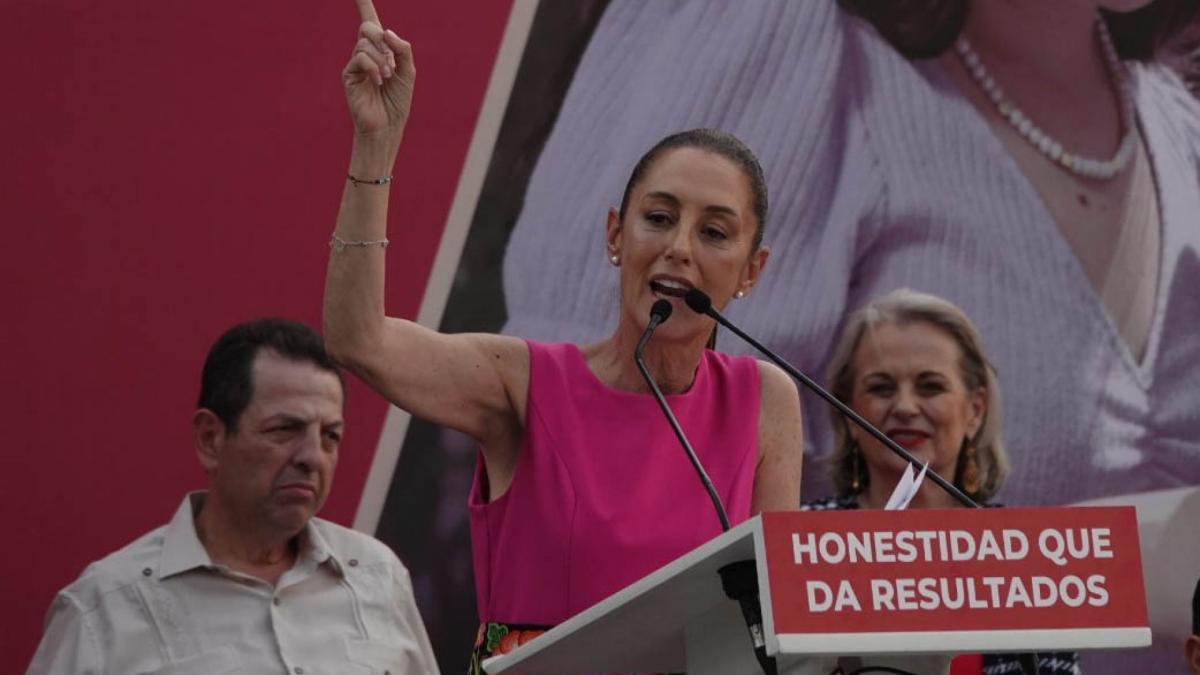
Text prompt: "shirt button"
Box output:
[[293, 668, 304, 675], [142, 568, 152, 577], [348, 558, 359, 567]]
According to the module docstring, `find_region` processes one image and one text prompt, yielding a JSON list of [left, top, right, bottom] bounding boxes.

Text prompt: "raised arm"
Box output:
[[324, 0, 527, 449], [751, 361, 804, 513]]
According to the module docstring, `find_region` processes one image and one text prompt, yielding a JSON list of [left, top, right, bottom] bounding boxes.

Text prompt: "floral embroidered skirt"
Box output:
[[469, 622, 549, 675]]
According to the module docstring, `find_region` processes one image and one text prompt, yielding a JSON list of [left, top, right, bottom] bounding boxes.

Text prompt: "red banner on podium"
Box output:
[[758, 507, 1149, 654]]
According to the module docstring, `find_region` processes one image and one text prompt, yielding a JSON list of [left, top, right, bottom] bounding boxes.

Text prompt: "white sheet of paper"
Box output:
[[883, 466, 913, 511], [884, 462, 928, 511]]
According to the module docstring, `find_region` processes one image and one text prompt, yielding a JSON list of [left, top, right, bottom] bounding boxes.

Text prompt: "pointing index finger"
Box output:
[[355, 0, 381, 25]]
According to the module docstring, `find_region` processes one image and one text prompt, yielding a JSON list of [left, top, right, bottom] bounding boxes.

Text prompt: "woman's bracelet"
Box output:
[[330, 232, 389, 253], [347, 173, 392, 187]]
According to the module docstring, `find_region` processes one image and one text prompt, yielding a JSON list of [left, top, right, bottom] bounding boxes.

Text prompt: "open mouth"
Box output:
[[649, 279, 691, 298]]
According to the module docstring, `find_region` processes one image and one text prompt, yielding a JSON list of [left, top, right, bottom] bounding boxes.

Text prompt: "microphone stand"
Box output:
[[634, 299, 777, 675], [683, 289, 979, 509], [634, 300, 731, 532]]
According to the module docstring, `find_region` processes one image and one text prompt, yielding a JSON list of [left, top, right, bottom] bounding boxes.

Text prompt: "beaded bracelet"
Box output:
[[347, 173, 393, 186], [330, 232, 389, 253]]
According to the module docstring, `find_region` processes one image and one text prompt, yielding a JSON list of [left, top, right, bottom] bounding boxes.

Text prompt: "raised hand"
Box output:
[[342, 0, 414, 140]]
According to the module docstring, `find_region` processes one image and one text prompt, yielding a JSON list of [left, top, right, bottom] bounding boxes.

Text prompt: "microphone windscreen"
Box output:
[[684, 288, 712, 314], [651, 299, 673, 322]]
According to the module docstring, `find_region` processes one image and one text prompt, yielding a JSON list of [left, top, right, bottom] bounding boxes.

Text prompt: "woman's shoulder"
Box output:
[[523, 339, 587, 375], [714, 357, 802, 422], [800, 495, 860, 511], [1131, 60, 1200, 141], [512, 339, 575, 397], [1131, 59, 1199, 107], [702, 349, 766, 389], [703, 348, 757, 368], [523, 339, 574, 356]]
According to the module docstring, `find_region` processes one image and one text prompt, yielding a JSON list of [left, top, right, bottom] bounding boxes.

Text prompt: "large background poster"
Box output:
[[5, 1, 1197, 673], [373, 2, 1200, 673]]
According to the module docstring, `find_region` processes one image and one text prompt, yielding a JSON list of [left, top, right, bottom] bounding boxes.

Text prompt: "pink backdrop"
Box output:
[[1, 0, 511, 669]]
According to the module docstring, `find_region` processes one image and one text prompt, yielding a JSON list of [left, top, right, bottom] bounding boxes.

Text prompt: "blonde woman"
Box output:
[[803, 289, 1078, 675]]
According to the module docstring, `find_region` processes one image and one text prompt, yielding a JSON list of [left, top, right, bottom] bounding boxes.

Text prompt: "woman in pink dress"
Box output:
[[322, 1, 804, 670]]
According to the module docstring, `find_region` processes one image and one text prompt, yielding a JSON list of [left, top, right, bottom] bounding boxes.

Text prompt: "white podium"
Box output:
[[484, 509, 1151, 675]]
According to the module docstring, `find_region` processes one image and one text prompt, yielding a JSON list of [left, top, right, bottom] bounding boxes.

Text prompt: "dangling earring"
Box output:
[[850, 445, 862, 493], [961, 443, 980, 495]]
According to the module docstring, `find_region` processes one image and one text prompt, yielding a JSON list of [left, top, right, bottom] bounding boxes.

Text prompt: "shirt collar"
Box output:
[[157, 491, 339, 579], [157, 491, 216, 579], [300, 516, 336, 568]]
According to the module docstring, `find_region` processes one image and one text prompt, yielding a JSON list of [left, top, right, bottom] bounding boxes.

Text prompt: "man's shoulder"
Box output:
[[56, 523, 171, 613], [309, 517, 405, 570]]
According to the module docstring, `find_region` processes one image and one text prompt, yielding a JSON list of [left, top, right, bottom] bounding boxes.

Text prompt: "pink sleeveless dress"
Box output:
[[468, 340, 761, 629]]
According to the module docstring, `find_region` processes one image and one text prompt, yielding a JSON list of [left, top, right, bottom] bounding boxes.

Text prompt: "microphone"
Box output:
[[684, 289, 980, 509], [634, 299, 731, 531], [635, 299, 776, 675]]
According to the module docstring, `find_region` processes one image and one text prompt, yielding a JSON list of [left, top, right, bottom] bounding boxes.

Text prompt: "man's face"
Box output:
[[206, 350, 344, 537]]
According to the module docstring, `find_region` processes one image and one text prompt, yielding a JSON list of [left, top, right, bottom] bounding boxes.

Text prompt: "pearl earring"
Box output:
[[734, 290, 745, 299], [609, 255, 619, 266]]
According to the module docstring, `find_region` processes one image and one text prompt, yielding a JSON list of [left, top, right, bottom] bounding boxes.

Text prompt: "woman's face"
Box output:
[[606, 146, 768, 341], [847, 320, 986, 484]]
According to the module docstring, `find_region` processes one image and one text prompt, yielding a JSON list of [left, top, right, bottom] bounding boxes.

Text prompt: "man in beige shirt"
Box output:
[[27, 318, 439, 675]]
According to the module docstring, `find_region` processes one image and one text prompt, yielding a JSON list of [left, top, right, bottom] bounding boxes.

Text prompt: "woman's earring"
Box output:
[[734, 290, 745, 299], [961, 443, 980, 495], [609, 255, 619, 266], [851, 445, 862, 493]]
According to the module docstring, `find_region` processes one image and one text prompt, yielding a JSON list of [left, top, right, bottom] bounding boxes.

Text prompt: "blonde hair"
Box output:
[[825, 289, 1009, 502]]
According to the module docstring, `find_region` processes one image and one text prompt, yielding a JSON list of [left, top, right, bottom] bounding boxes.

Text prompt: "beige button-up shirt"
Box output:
[[27, 493, 439, 675]]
